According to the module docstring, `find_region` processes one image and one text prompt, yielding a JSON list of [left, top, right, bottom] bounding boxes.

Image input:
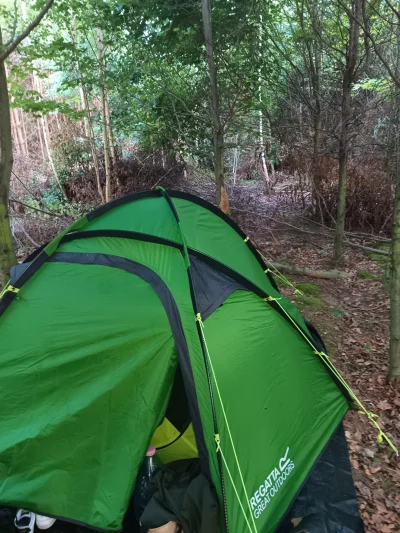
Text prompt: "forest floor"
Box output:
[[7, 177, 400, 532], [227, 182, 400, 533]]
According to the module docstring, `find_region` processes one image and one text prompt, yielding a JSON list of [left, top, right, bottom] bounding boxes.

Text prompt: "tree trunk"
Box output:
[[40, 114, 66, 198], [10, 108, 20, 154], [21, 109, 29, 156], [79, 86, 90, 136], [73, 21, 104, 203], [34, 76, 66, 198], [97, 28, 112, 203], [4, 63, 25, 157], [309, 0, 323, 218], [266, 117, 275, 181], [258, 15, 269, 186], [388, 2, 400, 381], [37, 117, 45, 160], [389, 176, 400, 380], [14, 109, 27, 156], [82, 84, 105, 203], [0, 41, 17, 286], [104, 90, 116, 168], [334, 0, 361, 261], [201, 0, 228, 211]]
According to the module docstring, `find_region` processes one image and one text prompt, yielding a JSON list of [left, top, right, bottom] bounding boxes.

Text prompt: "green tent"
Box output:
[[0, 189, 350, 532]]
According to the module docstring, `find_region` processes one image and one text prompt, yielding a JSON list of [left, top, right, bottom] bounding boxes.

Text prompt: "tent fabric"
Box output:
[[0, 189, 357, 532]]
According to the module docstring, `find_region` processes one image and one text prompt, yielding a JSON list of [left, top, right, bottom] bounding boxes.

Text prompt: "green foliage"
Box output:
[[353, 78, 391, 95], [295, 283, 321, 296], [52, 137, 92, 184], [356, 270, 380, 281], [22, 185, 77, 217], [275, 275, 293, 288], [330, 307, 347, 318], [294, 293, 324, 308]]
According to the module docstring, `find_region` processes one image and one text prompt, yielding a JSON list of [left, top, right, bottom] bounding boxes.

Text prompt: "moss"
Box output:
[[276, 275, 293, 289], [294, 293, 324, 308], [330, 307, 347, 318], [356, 270, 380, 280], [296, 283, 321, 296], [366, 243, 390, 266]]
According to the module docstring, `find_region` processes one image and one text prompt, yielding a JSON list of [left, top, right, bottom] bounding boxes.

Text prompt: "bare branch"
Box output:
[[338, 0, 400, 86], [384, 0, 400, 19], [9, 198, 71, 219]]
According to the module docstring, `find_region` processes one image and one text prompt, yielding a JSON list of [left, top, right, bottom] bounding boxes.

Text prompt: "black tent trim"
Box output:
[[62, 230, 184, 250], [156, 187, 230, 533], [84, 189, 278, 291]]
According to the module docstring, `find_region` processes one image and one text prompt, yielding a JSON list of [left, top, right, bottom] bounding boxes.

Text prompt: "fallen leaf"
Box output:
[[381, 525, 395, 532], [364, 448, 375, 459], [369, 466, 381, 474], [376, 400, 391, 410]]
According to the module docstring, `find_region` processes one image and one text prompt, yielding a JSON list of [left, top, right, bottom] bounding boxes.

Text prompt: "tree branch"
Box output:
[[0, 0, 55, 62], [338, 0, 400, 86], [9, 198, 71, 219], [4, 0, 18, 47], [384, 0, 400, 19]]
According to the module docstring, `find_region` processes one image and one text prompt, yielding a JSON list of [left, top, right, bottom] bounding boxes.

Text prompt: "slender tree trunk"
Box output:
[[0, 36, 17, 286], [80, 87, 90, 137], [104, 89, 118, 185], [82, 84, 105, 203], [73, 21, 104, 203], [232, 134, 239, 185], [21, 109, 29, 156], [97, 28, 112, 203], [201, 0, 228, 211], [258, 15, 269, 186], [40, 114, 66, 198], [388, 3, 400, 381], [37, 118, 45, 160], [14, 109, 26, 156], [266, 117, 275, 181], [390, 161, 400, 380], [310, 1, 323, 218], [34, 76, 66, 197], [55, 112, 61, 132], [104, 91, 116, 167], [334, 0, 361, 261], [4, 63, 26, 157], [10, 108, 20, 154]]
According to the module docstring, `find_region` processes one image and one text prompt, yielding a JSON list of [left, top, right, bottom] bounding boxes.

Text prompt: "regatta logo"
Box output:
[[249, 447, 295, 519]]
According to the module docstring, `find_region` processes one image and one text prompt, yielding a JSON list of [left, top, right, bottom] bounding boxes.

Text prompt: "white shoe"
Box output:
[[36, 514, 57, 530], [14, 509, 35, 533]]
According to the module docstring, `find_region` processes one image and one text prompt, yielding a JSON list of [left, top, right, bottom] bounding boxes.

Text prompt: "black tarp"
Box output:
[[277, 423, 365, 533]]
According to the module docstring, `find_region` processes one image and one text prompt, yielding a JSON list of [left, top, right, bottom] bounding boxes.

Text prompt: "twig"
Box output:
[[9, 198, 71, 219], [17, 224, 40, 247], [231, 207, 391, 255], [151, 167, 175, 190]]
